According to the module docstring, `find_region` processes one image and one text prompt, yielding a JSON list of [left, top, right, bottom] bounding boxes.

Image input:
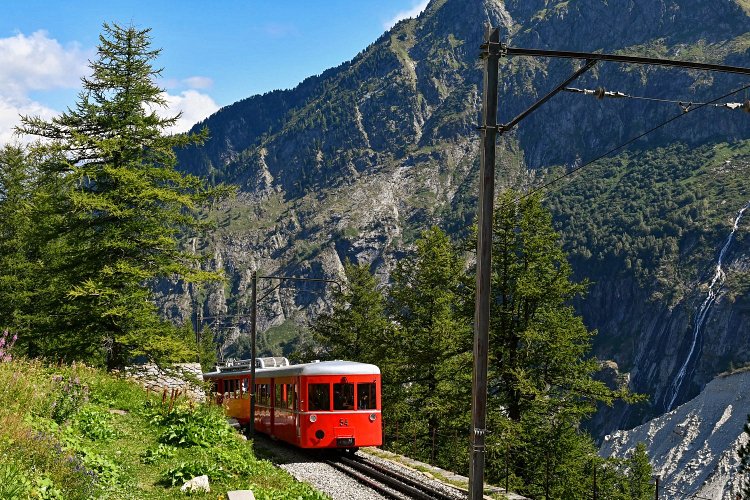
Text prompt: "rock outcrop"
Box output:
[[600, 369, 750, 499]]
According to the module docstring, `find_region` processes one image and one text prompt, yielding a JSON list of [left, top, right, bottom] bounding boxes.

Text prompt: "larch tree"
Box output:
[[0, 146, 37, 334], [17, 23, 228, 368], [485, 189, 633, 496], [387, 227, 472, 468], [626, 442, 655, 499], [310, 262, 391, 364]]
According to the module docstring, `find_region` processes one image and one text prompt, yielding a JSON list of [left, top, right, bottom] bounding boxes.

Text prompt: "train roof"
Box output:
[[202, 360, 380, 380]]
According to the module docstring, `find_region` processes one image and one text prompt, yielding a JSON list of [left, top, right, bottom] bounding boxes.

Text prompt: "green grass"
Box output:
[[206, 191, 291, 236], [0, 358, 328, 499]]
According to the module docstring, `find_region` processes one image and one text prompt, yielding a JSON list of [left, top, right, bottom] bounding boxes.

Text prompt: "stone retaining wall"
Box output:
[[124, 362, 206, 402]]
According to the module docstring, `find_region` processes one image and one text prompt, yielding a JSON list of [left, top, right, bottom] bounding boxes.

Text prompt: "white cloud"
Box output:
[[159, 90, 220, 134], [0, 31, 90, 145], [0, 30, 90, 100], [0, 96, 58, 145], [384, 0, 430, 29], [0, 30, 219, 144], [183, 76, 213, 90]]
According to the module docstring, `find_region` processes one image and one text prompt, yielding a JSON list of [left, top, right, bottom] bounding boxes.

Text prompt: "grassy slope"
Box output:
[[0, 358, 327, 499]]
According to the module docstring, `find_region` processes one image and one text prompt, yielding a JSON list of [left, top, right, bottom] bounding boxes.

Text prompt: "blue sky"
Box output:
[[0, 0, 429, 142]]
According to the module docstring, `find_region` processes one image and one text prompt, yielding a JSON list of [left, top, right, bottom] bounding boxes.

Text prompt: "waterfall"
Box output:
[[665, 201, 750, 411]]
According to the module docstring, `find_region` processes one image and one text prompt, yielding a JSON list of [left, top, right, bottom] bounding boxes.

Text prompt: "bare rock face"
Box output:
[[168, 0, 750, 441], [600, 369, 750, 499]]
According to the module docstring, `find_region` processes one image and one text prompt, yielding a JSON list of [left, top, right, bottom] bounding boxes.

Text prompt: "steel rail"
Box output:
[[330, 454, 462, 500], [325, 459, 405, 499]]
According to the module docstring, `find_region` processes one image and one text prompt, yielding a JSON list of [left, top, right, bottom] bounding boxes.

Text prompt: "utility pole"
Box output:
[[247, 273, 339, 437], [469, 25, 501, 500], [249, 271, 257, 437], [466, 25, 750, 500]]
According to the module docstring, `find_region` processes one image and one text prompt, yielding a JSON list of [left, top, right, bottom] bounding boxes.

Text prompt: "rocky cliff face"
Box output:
[[171, 0, 750, 437], [600, 369, 750, 498]]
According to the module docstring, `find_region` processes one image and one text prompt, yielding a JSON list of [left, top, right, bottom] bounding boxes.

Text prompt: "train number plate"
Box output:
[[339, 418, 349, 427]]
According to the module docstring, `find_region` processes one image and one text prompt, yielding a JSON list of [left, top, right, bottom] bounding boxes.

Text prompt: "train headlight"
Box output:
[[309, 414, 317, 423], [369, 413, 377, 422]]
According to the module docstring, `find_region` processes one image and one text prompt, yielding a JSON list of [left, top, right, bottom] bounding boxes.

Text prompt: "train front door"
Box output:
[[295, 376, 301, 441]]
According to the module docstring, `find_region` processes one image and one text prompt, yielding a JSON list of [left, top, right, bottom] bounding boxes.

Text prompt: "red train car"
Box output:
[[203, 359, 382, 450]]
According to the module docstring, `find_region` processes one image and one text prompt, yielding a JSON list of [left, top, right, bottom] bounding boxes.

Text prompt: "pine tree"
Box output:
[[485, 189, 630, 494], [387, 227, 472, 467], [17, 24, 228, 368], [310, 262, 391, 364], [0, 146, 37, 334], [626, 442, 655, 499]]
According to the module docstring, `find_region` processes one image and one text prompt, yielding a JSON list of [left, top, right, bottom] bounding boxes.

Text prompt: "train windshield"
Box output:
[[308, 383, 330, 411], [333, 383, 355, 410], [357, 382, 376, 410]]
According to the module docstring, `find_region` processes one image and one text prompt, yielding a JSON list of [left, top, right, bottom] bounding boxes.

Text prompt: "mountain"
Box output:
[[601, 368, 750, 499], [170, 0, 750, 438]]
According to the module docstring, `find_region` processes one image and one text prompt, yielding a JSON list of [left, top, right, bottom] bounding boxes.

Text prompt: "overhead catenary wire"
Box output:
[[564, 86, 750, 113], [522, 81, 750, 200]]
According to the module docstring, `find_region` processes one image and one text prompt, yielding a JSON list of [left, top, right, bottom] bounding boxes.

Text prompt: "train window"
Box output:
[[258, 384, 270, 405], [275, 384, 284, 408], [333, 383, 354, 410], [287, 384, 297, 411], [357, 383, 376, 410], [308, 384, 330, 411]]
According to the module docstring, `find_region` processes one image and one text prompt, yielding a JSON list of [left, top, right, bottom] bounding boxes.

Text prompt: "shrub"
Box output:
[[1, 430, 96, 500], [48, 376, 90, 424], [141, 443, 176, 464], [71, 405, 117, 441], [79, 451, 121, 487], [146, 402, 233, 448], [0, 460, 30, 499]]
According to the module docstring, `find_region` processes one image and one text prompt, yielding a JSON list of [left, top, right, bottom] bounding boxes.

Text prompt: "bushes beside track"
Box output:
[[0, 358, 327, 499]]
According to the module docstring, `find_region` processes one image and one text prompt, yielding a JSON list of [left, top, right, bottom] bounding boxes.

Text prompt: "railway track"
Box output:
[[325, 453, 465, 500]]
